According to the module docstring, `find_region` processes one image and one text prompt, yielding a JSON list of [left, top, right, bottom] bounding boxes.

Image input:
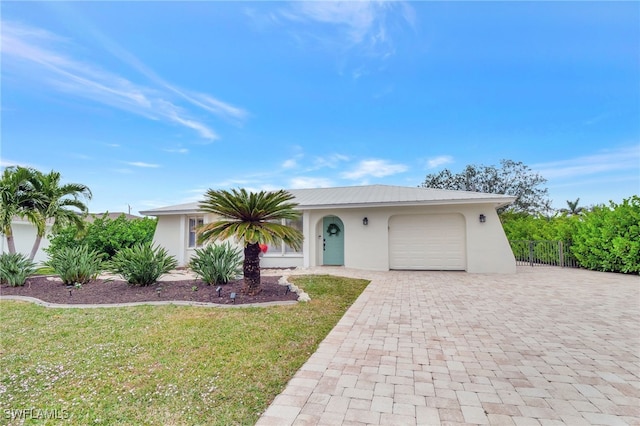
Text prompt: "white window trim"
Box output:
[[187, 216, 204, 249], [263, 218, 303, 257]]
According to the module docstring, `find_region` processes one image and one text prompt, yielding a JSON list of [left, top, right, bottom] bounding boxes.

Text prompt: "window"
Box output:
[[284, 217, 303, 253], [188, 217, 204, 248], [267, 218, 303, 255]]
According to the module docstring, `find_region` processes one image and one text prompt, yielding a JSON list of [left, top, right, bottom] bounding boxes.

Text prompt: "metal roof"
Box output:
[[139, 185, 515, 216]]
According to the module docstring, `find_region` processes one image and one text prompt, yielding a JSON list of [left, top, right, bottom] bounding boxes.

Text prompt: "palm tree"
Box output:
[[0, 166, 42, 254], [561, 198, 584, 216], [27, 170, 92, 260], [197, 188, 303, 295]]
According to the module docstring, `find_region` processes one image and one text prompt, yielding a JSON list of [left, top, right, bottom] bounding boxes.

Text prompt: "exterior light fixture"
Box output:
[[479, 214, 486, 223], [363, 217, 369, 226], [230, 292, 236, 304], [216, 286, 222, 297]]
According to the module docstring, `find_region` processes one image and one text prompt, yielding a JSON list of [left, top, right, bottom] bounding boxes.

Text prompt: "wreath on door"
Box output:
[[326, 223, 341, 237]]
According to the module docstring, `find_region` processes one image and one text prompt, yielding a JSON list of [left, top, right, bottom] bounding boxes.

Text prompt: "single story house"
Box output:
[[140, 185, 517, 273]]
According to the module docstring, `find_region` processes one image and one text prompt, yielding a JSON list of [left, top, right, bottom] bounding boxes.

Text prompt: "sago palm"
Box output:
[[198, 188, 303, 295]]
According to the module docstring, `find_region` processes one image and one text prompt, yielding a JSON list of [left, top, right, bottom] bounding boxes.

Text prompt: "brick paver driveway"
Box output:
[[258, 266, 639, 425]]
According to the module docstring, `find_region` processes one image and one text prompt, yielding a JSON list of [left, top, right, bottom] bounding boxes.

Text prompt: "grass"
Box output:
[[34, 266, 55, 275], [0, 275, 369, 425]]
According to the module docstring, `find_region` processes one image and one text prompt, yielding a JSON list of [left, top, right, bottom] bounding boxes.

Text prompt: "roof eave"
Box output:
[[297, 197, 516, 210], [140, 196, 516, 216], [140, 208, 201, 216]]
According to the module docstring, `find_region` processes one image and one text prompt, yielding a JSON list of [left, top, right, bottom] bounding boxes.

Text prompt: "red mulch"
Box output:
[[1, 275, 298, 305]]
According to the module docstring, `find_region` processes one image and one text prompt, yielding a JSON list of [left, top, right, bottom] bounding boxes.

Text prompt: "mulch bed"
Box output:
[[1, 275, 298, 305]]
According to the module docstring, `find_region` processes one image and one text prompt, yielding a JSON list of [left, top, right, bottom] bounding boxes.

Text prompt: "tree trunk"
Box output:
[[4, 228, 16, 254], [243, 242, 262, 295], [29, 234, 42, 261]]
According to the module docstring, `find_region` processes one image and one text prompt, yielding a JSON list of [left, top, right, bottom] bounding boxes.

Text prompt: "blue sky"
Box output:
[[2, 1, 638, 215]]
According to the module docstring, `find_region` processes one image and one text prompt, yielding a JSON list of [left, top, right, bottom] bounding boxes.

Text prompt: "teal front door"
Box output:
[[322, 216, 344, 266]]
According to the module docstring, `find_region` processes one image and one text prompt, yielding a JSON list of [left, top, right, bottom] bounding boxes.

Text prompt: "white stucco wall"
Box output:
[[303, 204, 515, 273], [465, 208, 516, 273], [1, 220, 52, 265], [152, 215, 186, 264]]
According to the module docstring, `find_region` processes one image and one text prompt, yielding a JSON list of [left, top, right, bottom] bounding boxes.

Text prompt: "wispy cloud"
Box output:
[[69, 153, 92, 160], [342, 159, 408, 180], [186, 187, 209, 195], [111, 168, 133, 174], [210, 178, 259, 188], [125, 161, 160, 168], [1, 159, 19, 168], [281, 148, 305, 170], [311, 153, 350, 170], [1, 158, 40, 169], [1, 20, 246, 140], [184, 93, 248, 124], [426, 155, 454, 169], [282, 158, 298, 169], [163, 147, 189, 154], [289, 176, 334, 189], [583, 111, 612, 126], [278, 1, 414, 59], [532, 145, 639, 179], [61, 9, 249, 125]]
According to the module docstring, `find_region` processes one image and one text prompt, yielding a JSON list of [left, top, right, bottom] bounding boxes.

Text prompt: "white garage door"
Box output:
[[389, 214, 466, 270]]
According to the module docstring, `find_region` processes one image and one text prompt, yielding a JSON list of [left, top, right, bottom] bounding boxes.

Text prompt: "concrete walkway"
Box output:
[[257, 266, 640, 425]]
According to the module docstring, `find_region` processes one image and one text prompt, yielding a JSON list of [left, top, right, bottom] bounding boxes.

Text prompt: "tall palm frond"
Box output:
[[27, 170, 92, 260], [0, 166, 43, 254]]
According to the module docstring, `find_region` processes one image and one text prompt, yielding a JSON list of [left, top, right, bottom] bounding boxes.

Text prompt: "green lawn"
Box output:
[[0, 275, 369, 425]]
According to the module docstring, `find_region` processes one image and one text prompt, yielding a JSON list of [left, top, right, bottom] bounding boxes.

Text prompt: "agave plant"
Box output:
[[189, 242, 242, 285], [45, 245, 105, 285], [108, 243, 177, 286], [0, 252, 36, 287]]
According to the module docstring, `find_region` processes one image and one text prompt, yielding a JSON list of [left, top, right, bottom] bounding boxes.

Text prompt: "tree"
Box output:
[[28, 170, 92, 260], [197, 188, 303, 295], [560, 198, 584, 216], [0, 166, 43, 254], [421, 159, 551, 214]]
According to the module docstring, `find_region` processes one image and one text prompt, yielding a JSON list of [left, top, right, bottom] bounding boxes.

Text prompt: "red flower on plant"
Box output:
[[259, 243, 268, 254]]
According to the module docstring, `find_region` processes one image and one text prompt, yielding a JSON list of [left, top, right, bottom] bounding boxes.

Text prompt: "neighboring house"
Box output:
[[140, 185, 517, 273], [0, 217, 53, 264], [1, 212, 140, 265]]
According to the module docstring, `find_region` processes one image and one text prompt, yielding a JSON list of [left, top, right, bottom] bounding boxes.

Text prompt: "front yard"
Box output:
[[0, 275, 369, 425]]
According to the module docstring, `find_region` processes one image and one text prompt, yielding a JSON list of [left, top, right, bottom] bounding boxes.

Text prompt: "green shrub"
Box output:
[[46, 214, 157, 260], [0, 253, 36, 287], [45, 245, 105, 285], [108, 243, 177, 286], [189, 242, 242, 285], [572, 196, 640, 274]]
